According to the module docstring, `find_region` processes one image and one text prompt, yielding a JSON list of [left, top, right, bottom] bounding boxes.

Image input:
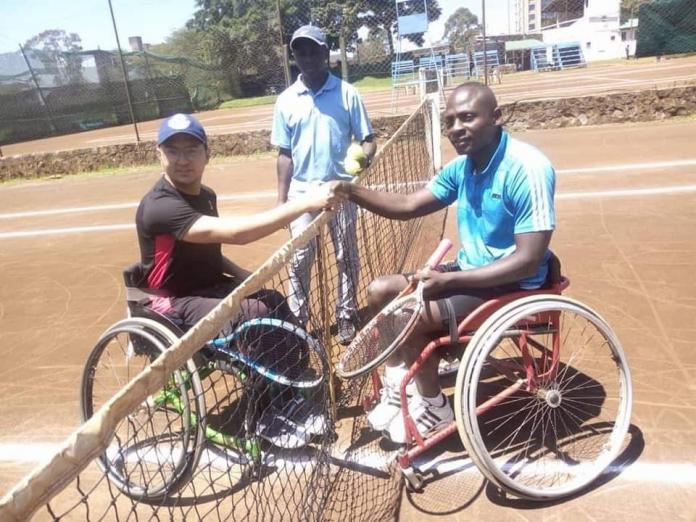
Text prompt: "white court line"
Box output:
[[0, 442, 695, 485], [0, 224, 135, 239], [557, 159, 696, 174], [2, 184, 696, 240], [0, 191, 277, 220], [1, 159, 694, 221], [557, 184, 696, 200]]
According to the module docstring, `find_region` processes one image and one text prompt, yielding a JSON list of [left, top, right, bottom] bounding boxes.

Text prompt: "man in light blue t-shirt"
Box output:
[[271, 25, 376, 345], [336, 82, 556, 443]]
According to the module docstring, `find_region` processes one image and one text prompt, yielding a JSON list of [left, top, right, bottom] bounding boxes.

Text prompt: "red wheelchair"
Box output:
[[353, 255, 632, 500]]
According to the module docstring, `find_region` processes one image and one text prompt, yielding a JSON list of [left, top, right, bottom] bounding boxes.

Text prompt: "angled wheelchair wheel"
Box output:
[[454, 295, 632, 501], [80, 317, 206, 501]]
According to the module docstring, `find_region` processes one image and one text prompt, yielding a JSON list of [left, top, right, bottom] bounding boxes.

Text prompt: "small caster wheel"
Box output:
[[401, 466, 424, 492]]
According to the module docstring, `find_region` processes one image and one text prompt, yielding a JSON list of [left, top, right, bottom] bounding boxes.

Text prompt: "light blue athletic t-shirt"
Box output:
[[428, 131, 556, 289], [271, 73, 373, 182]]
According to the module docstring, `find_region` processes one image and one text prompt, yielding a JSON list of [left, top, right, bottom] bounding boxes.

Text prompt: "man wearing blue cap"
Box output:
[[134, 113, 342, 448], [272, 24, 376, 345]]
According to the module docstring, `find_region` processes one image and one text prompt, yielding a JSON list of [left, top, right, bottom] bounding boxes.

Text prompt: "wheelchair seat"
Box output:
[[122, 263, 185, 337]]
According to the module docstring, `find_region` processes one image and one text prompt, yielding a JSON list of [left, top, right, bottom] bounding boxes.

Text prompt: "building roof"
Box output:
[[619, 18, 639, 30], [505, 39, 544, 52]]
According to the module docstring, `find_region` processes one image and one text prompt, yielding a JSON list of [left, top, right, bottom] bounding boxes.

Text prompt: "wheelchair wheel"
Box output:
[[80, 317, 206, 501], [454, 295, 632, 500]]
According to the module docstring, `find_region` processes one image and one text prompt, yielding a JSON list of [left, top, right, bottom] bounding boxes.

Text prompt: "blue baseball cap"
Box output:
[[157, 113, 207, 146], [290, 25, 327, 49]]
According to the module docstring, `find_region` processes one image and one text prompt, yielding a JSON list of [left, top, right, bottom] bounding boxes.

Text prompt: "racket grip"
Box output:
[[424, 238, 452, 268]]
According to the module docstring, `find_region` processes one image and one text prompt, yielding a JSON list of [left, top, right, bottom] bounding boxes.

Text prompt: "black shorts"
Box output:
[[431, 261, 522, 324]]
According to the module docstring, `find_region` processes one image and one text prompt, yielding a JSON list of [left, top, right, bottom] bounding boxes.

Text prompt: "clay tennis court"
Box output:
[[2, 53, 696, 519], [1, 114, 695, 519]]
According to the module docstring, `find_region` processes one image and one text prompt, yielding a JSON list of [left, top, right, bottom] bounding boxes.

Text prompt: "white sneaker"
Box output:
[[280, 395, 329, 436], [367, 384, 402, 431], [366, 379, 416, 432], [255, 405, 311, 449], [387, 393, 454, 444]]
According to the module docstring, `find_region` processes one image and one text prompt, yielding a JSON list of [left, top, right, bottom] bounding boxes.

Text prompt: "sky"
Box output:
[[0, 0, 196, 53], [0, 0, 514, 55]]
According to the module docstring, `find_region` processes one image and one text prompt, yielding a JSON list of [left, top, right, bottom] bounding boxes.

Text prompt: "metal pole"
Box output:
[[482, 0, 488, 85], [276, 0, 291, 88], [19, 43, 57, 133], [107, 0, 140, 143]]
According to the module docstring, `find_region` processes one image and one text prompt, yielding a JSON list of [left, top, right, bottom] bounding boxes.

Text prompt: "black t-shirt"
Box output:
[[136, 176, 226, 296]]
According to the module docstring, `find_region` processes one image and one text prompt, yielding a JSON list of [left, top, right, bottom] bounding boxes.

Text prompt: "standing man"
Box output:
[[271, 25, 377, 345], [336, 82, 556, 443], [136, 113, 342, 448]]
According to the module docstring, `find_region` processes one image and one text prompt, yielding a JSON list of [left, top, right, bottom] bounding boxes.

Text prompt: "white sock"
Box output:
[[422, 393, 446, 408], [384, 363, 417, 394]]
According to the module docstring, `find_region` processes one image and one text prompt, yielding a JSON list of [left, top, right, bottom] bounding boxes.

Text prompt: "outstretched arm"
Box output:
[[340, 183, 447, 220], [276, 148, 293, 205], [414, 230, 553, 298], [184, 183, 343, 245]]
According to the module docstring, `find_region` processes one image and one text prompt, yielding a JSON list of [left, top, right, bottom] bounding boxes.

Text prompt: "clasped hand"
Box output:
[[306, 181, 350, 211], [410, 268, 450, 299]]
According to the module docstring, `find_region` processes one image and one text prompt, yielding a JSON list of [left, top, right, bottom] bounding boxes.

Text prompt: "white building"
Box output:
[[515, 0, 625, 62]]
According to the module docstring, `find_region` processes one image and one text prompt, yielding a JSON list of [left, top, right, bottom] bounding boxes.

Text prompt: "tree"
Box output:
[[187, 0, 287, 97], [621, 0, 652, 22], [310, 1, 364, 79], [443, 7, 480, 53], [150, 28, 229, 108], [357, 27, 390, 64], [23, 29, 83, 86], [360, 0, 442, 55]]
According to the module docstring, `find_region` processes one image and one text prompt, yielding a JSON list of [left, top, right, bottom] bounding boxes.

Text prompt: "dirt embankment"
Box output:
[[2, 85, 694, 182]]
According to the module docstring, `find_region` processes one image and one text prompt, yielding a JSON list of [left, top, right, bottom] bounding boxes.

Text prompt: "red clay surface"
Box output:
[[2, 55, 696, 157], [1, 116, 696, 520]]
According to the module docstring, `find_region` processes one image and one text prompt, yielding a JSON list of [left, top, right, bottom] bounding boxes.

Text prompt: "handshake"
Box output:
[[304, 180, 353, 212]]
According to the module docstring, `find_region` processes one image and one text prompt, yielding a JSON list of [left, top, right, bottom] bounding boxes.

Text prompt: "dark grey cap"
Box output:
[[290, 25, 327, 49]]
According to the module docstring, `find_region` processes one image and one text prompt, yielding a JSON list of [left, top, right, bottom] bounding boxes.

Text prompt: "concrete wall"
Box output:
[[2, 85, 695, 182]]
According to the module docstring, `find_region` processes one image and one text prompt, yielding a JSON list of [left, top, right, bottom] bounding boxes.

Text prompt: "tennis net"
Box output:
[[0, 96, 447, 522]]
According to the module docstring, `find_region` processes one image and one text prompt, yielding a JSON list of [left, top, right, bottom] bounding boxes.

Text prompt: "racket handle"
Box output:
[[424, 238, 453, 269]]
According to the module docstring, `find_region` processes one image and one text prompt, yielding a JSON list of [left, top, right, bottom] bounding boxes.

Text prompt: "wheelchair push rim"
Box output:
[[454, 295, 633, 501]]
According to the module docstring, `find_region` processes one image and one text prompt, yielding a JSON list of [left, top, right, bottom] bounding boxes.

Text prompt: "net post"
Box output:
[[424, 94, 442, 174], [315, 223, 338, 421]]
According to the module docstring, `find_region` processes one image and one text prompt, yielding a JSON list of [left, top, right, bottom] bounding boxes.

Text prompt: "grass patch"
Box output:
[[218, 95, 277, 109], [351, 76, 392, 92]]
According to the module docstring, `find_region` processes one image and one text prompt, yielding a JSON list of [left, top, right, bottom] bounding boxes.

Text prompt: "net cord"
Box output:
[[0, 97, 436, 522]]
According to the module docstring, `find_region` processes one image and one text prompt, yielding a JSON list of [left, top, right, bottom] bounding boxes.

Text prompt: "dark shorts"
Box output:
[[430, 261, 522, 324], [153, 283, 305, 377]]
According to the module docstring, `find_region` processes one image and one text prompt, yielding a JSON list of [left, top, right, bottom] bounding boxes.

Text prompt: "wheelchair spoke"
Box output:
[[457, 296, 632, 500]]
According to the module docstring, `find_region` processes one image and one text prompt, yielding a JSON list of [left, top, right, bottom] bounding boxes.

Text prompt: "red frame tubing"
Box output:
[[396, 277, 570, 471]]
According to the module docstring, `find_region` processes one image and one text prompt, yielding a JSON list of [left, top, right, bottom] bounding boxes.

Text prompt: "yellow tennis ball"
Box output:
[[347, 143, 366, 163], [344, 157, 363, 176]]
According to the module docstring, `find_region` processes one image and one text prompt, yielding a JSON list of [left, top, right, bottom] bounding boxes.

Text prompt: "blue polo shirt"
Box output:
[[271, 73, 374, 182], [428, 131, 556, 289]]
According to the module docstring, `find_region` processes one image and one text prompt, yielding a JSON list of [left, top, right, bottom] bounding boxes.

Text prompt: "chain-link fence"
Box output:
[[2, 0, 696, 146]]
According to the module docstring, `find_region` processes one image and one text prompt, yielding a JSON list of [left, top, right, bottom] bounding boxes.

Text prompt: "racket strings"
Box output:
[[236, 324, 310, 381], [342, 297, 420, 374]]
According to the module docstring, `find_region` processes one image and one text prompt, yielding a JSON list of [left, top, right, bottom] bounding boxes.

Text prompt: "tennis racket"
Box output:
[[208, 318, 326, 388], [336, 238, 453, 379]]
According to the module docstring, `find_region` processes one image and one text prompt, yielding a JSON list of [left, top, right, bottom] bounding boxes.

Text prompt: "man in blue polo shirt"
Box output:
[[336, 82, 556, 443], [271, 25, 376, 345]]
